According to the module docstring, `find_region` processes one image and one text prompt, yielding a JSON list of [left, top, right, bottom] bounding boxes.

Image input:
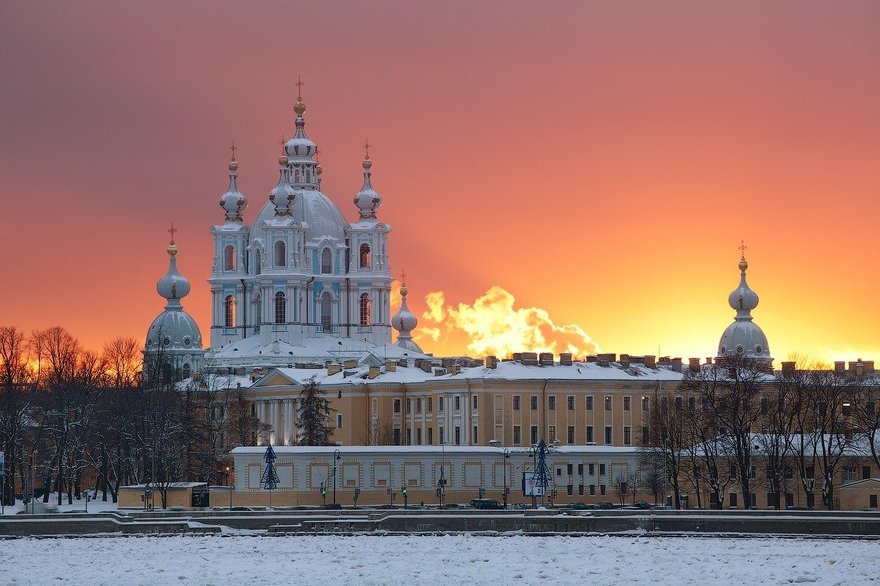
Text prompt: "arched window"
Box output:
[[224, 295, 236, 327], [254, 250, 262, 275], [224, 245, 236, 271], [294, 169, 301, 183], [359, 243, 371, 269], [275, 291, 286, 324], [359, 293, 371, 326], [181, 363, 191, 379], [274, 240, 286, 267], [320, 292, 332, 330], [321, 248, 332, 274]]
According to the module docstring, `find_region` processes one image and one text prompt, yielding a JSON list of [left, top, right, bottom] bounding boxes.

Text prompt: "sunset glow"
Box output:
[[2, 2, 880, 366]]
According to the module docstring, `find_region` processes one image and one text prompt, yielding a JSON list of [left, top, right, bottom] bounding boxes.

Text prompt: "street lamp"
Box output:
[[528, 446, 537, 509], [225, 466, 233, 509], [502, 448, 511, 509], [332, 449, 341, 506]]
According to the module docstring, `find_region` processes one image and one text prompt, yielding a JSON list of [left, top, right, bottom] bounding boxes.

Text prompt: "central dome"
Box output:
[[254, 188, 347, 244]]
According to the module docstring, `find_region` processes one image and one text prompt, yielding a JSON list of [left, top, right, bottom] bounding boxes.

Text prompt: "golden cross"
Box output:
[[399, 269, 407, 287], [363, 138, 371, 159], [168, 223, 177, 244], [738, 240, 747, 258], [296, 75, 304, 99], [230, 140, 237, 161]]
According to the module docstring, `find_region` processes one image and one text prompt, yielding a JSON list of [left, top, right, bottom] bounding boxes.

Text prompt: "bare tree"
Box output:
[[102, 336, 142, 388], [0, 326, 33, 506]]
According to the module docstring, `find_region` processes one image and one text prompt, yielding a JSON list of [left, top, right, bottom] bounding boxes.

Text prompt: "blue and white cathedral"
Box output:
[[144, 90, 425, 376]]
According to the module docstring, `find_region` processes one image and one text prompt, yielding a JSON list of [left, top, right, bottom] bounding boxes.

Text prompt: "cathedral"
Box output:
[[143, 89, 426, 378]]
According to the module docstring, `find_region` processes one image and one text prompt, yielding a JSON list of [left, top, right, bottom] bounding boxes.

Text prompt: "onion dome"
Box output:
[[354, 141, 382, 220], [718, 245, 771, 362], [269, 147, 296, 216], [219, 145, 247, 222], [284, 91, 317, 161], [156, 228, 191, 306], [392, 273, 423, 353]]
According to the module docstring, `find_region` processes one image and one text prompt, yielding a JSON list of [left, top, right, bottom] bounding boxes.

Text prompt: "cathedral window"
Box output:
[[254, 250, 262, 275], [274, 240, 286, 267], [294, 169, 301, 183], [224, 295, 237, 327], [320, 292, 332, 330], [321, 248, 332, 274], [224, 245, 236, 271], [181, 364, 191, 379], [359, 293, 371, 326], [275, 291, 286, 324], [359, 243, 371, 269]]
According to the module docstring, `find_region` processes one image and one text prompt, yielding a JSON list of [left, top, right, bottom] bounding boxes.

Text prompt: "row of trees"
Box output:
[[0, 325, 270, 508], [645, 357, 880, 510]]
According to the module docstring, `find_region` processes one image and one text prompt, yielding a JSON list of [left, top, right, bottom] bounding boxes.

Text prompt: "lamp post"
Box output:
[[332, 449, 341, 506], [225, 466, 233, 509], [528, 446, 537, 509], [502, 448, 510, 508]]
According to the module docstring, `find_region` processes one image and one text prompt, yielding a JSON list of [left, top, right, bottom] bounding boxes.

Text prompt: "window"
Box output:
[[530, 425, 538, 445], [427, 397, 433, 412], [624, 426, 631, 446], [842, 467, 856, 482], [642, 426, 649, 446], [567, 485, 573, 496], [393, 399, 401, 413], [586, 426, 594, 443], [393, 428, 401, 445], [513, 425, 521, 445], [588, 464, 595, 476], [406, 399, 411, 414], [604, 396, 612, 411], [843, 403, 852, 417], [863, 466, 872, 480], [513, 395, 521, 411], [359, 293, 371, 326], [600, 484, 606, 496], [548, 425, 556, 442], [439, 427, 445, 445], [336, 413, 343, 429], [641, 396, 649, 411], [623, 396, 631, 411], [548, 396, 556, 411], [224, 295, 236, 327], [688, 396, 696, 414], [567, 396, 575, 411], [254, 249, 262, 275], [427, 427, 433, 445], [473, 425, 478, 444], [473, 395, 478, 410], [359, 243, 371, 269], [661, 396, 668, 413], [224, 245, 236, 271], [438, 396, 445, 412], [274, 291, 286, 323], [454, 396, 461, 411], [578, 464, 584, 476], [321, 247, 332, 274], [454, 426, 461, 445], [604, 426, 612, 445], [567, 425, 575, 444], [416, 428, 422, 445], [579, 485, 584, 496], [589, 485, 595, 496], [320, 292, 332, 330], [181, 363, 191, 379], [586, 396, 594, 411], [530, 396, 538, 411], [599, 464, 606, 476], [674, 396, 683, 412], [406, 428, 411, 445], [274, 240, 286, 267]]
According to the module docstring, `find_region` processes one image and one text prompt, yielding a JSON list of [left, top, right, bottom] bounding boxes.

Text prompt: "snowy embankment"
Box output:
[[0, 534, 873, 585], [1, 497, 119, 515]]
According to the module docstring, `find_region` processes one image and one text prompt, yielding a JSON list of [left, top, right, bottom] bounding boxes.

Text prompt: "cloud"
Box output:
[[419, 285, 600, 358]]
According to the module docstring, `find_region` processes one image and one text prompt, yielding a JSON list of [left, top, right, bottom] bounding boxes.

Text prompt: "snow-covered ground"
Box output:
[[0, 534, 874, 585], [1, 497, 119, 515]]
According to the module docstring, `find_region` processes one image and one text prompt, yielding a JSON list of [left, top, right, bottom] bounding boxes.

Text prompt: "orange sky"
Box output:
[[1, 1, 879, 366]]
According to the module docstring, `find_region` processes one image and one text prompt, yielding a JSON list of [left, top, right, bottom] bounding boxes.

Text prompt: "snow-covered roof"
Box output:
[[231, 445, 641, 456], [120, 482, 207, 489], [208, 335, 430, 366]]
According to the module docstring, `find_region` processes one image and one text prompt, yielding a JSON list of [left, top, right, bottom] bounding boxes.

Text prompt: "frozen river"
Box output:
[[0, 533, 874, 585]]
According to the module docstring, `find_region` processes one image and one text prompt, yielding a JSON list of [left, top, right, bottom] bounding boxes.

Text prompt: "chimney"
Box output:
[[851, 360, 864, 377], [620, 354, 631, 368], [864, 361, 875, 375], [327, 364, 342, 376], [586, 355, 598, 363], [367, 366, 380, 379], [522, 352, 538, 366], [398, 358, 409, 368], [643, 355, 656, 368], [834, 361, 845, 373], [448, 365, 460, 375], [781, 361, 795, 375], [419, 360, 432, 373], [343, 359, 358, 369], [512, 352, 523, 363], [539, 352, 554, 366], [670, 358, 682, 372], [705, 357, 713, 366], [559, 353, 573, 366], [442, 357, 456, 368], [384, 360, 397, 372], [485, 355, 498, 369], [688, 358, 701, 373]]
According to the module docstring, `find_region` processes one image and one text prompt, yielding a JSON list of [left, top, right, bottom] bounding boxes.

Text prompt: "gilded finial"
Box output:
[[228, 141, 239, 171], [738, 240, 748, 271], [296, 75, 304, 100], [294, 76, 306, 115], [167, 223, 179, 255], [399, 269, 408, 295], [363, 138, 372, 170], [278, 134, 288, 165]]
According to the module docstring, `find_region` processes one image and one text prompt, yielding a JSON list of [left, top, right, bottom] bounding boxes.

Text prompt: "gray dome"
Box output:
[[718, 320, 770, 359], [145, 309, 203, 351], [255, 187, 346, 244]]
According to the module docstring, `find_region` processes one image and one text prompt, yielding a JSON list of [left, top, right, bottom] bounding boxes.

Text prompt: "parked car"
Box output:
[[470, 498, 504, 510], [562, 502, 593, 510], [594, 502, 616, 510]]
